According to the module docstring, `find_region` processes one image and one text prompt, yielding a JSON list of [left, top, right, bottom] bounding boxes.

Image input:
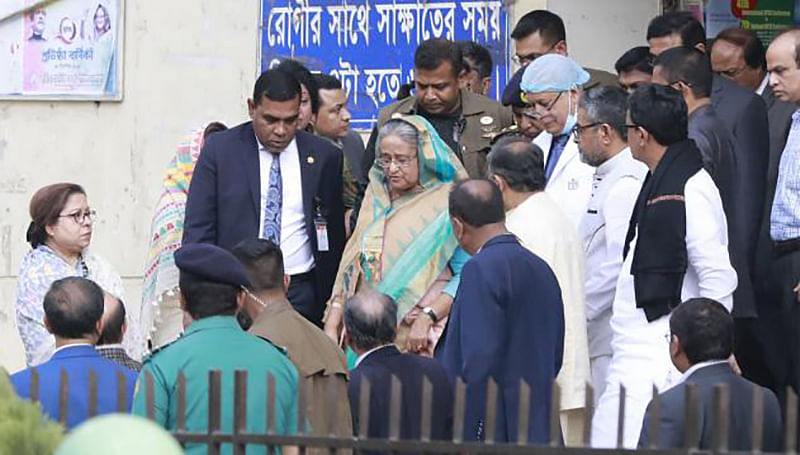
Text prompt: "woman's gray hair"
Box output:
[[377, 119, 419, 151]]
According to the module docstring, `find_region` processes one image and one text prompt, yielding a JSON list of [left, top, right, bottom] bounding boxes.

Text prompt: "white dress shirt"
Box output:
[[580, 148, 647, 322], [679, 360, 729, 383], [592, 168, 738, 449], [258, 137, 314, 275], [506, 191, 589, 411], [756, 75, 769, 96]]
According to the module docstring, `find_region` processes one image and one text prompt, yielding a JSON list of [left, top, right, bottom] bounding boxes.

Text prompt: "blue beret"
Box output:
[[174, 243, 251, 288], [502, 66, 528, 108]]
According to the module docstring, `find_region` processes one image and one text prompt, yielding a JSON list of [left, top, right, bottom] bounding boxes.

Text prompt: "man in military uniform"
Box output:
[[232, 238, 352, 449], [132, 243, 300, 454], [361, 38, 513, 179], [498, 66, 543, 142]]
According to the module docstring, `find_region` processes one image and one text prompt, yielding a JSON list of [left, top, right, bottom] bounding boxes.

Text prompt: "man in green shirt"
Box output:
[[132, 243, 300, 454]]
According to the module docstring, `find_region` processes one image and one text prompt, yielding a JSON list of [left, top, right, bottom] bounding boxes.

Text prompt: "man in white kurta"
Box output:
[[488, 136, 590, 445], [591, 85, 737, 449], [574, 86, 648, 402]]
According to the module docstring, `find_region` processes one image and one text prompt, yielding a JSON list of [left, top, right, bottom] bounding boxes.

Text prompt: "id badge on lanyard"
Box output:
[[314, 197, 329, 252]]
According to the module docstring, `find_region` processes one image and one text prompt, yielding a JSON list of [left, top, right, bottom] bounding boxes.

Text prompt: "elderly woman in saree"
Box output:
[[16, 183, 143, 366], [323, 115, 470, 356], [141, 122, 227, 349]]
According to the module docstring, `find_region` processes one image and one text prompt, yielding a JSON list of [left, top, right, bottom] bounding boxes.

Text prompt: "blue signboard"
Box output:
[[260, 0, 510, 130]]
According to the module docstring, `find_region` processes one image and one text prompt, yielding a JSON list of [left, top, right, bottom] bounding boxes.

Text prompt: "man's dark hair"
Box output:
[[98, 295, 126, 345], [414, 39, 463, 78], [629, 84, 688, 146], [615, 46, 654, 75], [670, 298, 733, 364], [203, 122, 228, 140], [488, 137, 546, 192], [449, 179, 505, 227], [458, 41, 493, 79], [510, 10, 566, 45], [713, 27, 766, 71], [579, 86, 630, 141], [654, 46, 713, 98], [252, 69, 301, 107], [179, 272, 240, 320], [344, 291, 397, 351], [44, 277, 104, 339], [232, 238, 284, 292], [275, 59, 319, 113], [314, 73, 343, 92], [646, 12, 706, 49]]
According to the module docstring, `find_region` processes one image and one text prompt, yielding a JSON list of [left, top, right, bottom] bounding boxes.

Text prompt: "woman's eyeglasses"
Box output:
[[377, 156, 416, 170], [59, 209, 96, 225]]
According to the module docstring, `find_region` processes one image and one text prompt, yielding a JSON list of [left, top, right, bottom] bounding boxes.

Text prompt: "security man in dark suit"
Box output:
[[638, 298, 782, 451], [711, 27, 798, 393], [183, 69, 345, 327], [345, 290, 453, 444]]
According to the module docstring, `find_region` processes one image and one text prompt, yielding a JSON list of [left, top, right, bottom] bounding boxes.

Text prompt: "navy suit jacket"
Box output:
[[639, 363, 782, 451], [711, 75, 769, 318], [182, 122, 345, 304], [349, 345, 453, 444], [438, 234, 565, 444], [10, 345, 136, 429]]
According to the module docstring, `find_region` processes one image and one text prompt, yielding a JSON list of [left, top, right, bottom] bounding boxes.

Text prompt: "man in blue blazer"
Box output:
[[11, 277, 136, 429], [638, 298, 782, 451], [345, 290, 453, 445], [183, 68, 345, 326], [438, 179, 565, 443]]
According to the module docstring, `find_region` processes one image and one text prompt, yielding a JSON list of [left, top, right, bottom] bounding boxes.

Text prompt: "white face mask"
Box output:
[[560, 91, 577, 136]]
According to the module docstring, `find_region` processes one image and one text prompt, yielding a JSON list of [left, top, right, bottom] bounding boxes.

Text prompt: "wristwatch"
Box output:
[[422, 306, 439, 324]]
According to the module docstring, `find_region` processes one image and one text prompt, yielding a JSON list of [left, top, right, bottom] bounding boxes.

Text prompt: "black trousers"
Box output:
[[287, 268, 322, 327], [759, 247, 800, 410]]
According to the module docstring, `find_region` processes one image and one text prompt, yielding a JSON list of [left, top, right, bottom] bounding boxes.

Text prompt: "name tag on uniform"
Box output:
[[315, 218, 329, 252]]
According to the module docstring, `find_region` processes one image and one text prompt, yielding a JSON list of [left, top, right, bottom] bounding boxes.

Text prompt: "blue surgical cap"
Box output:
[[520, 54, 590, 94]]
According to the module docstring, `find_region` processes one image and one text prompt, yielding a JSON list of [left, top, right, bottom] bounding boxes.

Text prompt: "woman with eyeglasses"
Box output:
[[16, 183, 143, 366], [323, 115, 470, 360]]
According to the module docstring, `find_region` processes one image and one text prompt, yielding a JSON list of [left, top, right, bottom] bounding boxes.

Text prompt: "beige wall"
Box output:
[[0, 0, 261, 372], [0, 0, 661, 372]]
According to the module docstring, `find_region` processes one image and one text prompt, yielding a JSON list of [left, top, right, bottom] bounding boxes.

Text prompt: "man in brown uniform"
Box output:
[[232, 238, 352, 443]]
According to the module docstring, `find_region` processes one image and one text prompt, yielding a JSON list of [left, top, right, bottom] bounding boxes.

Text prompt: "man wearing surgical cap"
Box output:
[[521, 54, 595, 229], [132, 243, 301, 454]]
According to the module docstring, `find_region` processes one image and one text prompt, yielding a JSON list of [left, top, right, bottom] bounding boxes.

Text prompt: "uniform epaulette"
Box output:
[[254, 335, 290, 357], [141, 332, 184, 363]]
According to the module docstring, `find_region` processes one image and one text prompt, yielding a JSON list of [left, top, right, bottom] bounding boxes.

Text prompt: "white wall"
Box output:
[[0, 0, 261, 372], [0, 0, 661, 372], [549, 0, 661, 72]]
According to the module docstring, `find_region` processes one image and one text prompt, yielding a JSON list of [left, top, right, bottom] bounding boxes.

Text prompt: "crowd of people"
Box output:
[[5, 7, 800, 454]]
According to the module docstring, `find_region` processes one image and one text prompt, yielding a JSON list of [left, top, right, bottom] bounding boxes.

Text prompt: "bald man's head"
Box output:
[[767, 28, 800, 103], [449, 179, 506, 228], [98, 292, 126, 345], [488, 137, 546, 193], [344, 290, 397, 351]]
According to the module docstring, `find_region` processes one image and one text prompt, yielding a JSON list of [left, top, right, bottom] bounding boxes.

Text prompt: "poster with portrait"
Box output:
[[0, 0, 124, 100]]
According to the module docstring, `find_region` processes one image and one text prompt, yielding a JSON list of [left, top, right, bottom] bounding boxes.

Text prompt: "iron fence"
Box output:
[[23, 366, 799, 454]]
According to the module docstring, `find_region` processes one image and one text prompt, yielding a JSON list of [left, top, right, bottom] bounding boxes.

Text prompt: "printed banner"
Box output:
[[260, 0, 510, 130], [705, 0, 799, 44], [0, 0, 122, 99]]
